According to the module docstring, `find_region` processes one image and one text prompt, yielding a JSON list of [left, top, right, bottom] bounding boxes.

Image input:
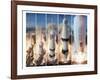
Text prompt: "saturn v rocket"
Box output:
[[48, 26, 57, 65], [61, 18, 70, 60], [49, 30, 55, 57]]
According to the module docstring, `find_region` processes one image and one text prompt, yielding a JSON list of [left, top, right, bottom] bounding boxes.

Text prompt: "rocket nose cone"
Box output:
[[63, 18, 68, 24]]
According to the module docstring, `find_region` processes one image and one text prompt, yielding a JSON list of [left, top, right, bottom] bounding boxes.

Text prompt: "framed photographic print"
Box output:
[[11, 1, 97, 79]]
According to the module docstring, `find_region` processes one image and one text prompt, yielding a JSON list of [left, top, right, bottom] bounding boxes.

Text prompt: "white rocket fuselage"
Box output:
[[49, 30, 55, 57], [61, 18, 70, 52], [49, 36, 55, 50]]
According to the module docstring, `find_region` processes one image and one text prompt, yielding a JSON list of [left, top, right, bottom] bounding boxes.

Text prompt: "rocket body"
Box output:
[[61, 18, 70, 54], [49, 30, 55, 57], [48, 28, 57, 65]]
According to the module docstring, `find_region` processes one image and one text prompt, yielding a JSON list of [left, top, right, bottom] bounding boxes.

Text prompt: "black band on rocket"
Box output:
[[61, 38, 69, 41], [49, 53, 55, 58], [50, 48, 55, 51], [62, 49, 68, 55]]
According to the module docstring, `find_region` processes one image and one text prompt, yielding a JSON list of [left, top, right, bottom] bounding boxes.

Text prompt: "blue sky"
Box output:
[[47, 14, 58, 25], [26, 13, 36, 28], [26, 13, 87, 31]]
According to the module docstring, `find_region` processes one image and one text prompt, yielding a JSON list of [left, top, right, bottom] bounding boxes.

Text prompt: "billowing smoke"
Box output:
[[73, 15, 86, 53]]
